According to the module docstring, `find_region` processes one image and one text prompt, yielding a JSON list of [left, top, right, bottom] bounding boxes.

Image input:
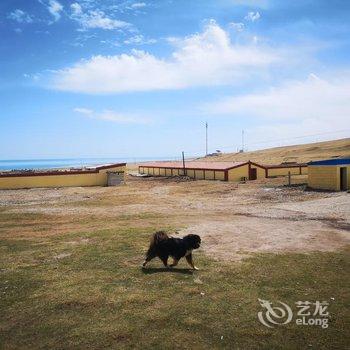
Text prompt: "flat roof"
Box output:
[[308, 158, 350, 166], [0, 163, 126, 178], [140, 161, 248, 171]]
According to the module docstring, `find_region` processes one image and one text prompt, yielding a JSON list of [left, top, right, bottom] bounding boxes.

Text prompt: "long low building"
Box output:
[[265, 163, 308, 177], [0, 163, 126, 190], [139, 160, 308, 182], [308, 158, 350, 191], [139, 161, 267, 181]]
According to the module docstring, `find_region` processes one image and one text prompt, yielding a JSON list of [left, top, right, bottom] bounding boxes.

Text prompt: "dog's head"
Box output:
[[184, 234, 201, 249]]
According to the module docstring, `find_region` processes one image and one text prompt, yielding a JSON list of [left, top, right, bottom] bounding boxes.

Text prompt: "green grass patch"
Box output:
[[0, 212, 47, 230], [0, 227, 349, 349]]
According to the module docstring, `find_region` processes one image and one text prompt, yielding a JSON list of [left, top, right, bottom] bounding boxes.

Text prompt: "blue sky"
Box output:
[[1, 0, 350, 159]]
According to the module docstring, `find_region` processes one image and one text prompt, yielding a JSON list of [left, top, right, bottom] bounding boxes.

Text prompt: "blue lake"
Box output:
[[0, 157, 181, 171]]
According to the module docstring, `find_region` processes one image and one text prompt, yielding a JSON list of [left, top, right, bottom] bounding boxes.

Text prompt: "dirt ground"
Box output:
[[0, 175, 349, 261]]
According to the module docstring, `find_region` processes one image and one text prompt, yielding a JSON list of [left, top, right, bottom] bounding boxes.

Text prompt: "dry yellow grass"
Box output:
[[202, 137, 350, 165]]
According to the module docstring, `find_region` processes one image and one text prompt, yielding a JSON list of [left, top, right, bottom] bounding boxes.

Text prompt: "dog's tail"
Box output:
[[146, 231, 168, 256], [150, 230, 168, 246]]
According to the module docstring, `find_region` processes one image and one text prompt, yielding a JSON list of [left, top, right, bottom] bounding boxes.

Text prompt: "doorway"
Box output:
[[249, 168, 257, 180], [340, 167, 348, 191]]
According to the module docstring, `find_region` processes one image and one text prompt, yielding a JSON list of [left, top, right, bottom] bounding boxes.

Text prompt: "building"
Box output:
[[264, 163, 308, 177], [0, 163, 126, 190], [308, 158, 350, 191], [139, 161, 266, 182]]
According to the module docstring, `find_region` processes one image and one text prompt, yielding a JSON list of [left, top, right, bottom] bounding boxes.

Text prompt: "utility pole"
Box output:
[[182, 151, 186, 176], [205, 122, 208, 156]]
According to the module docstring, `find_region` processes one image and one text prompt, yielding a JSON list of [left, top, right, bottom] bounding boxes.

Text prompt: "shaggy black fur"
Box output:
[[142, 231, 201, 270]]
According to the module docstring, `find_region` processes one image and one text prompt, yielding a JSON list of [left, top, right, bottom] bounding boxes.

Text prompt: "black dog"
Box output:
[[142, 231, 201, 270]]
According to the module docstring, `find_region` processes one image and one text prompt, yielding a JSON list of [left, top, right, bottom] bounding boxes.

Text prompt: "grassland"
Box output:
[[202, 137, 350, 165], [0, 176, 349, 349]]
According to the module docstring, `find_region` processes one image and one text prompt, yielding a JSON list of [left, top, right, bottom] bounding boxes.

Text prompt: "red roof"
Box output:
[[0, 163, 126, 178], [139, 161, 248, 171]]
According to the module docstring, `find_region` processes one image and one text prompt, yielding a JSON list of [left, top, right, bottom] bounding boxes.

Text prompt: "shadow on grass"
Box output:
[[141, 267, 194, 275]]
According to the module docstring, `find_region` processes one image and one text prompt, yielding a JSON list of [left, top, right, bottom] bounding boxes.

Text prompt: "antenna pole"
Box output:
[[205, 122, 208, 155], [241, 129, 244, 152]]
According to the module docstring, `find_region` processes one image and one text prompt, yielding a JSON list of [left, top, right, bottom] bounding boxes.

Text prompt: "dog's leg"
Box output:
[[159, 255, 169, 267], [185, 254, 199, 270], [142, 251, 156, 267], [169, 258, 179, 267]]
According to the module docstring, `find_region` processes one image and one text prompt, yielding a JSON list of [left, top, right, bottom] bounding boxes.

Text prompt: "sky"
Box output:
[[1, 0, 350, 159]]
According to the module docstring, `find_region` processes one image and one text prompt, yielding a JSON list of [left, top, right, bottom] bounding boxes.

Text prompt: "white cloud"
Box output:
[[70, 7, 131, 30], [24, 73, 41, 81], [74, 108, 151, 124], [229, 22, 245, 32], [131, 2, 146, 9], [205, 74, 350, 121], [124, 34, 156, 45], [8, 9, 33, 23], [50, 21, 278, 93], [73, 107, 93, 115], [245, 11, 261, 22], [71, 2, 82, 15], [47, 0, 63, 21]]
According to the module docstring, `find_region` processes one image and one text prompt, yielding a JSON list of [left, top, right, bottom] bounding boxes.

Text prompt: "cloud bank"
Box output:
[[50, 21, 278, 93], [203, 73, 350, 148], [205, 74, 350, 123]]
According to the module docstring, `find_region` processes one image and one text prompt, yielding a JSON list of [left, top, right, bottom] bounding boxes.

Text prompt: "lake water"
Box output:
[[0, 157, 181, 171]]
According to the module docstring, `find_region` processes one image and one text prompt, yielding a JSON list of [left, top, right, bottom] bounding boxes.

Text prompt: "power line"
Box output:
[[215, 129, 350, 152], [250, 129, 350, 147], [139, 128, 350, 160]]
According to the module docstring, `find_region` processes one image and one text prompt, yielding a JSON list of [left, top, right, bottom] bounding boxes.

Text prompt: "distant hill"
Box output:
[[201, 138, 350, 165]]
